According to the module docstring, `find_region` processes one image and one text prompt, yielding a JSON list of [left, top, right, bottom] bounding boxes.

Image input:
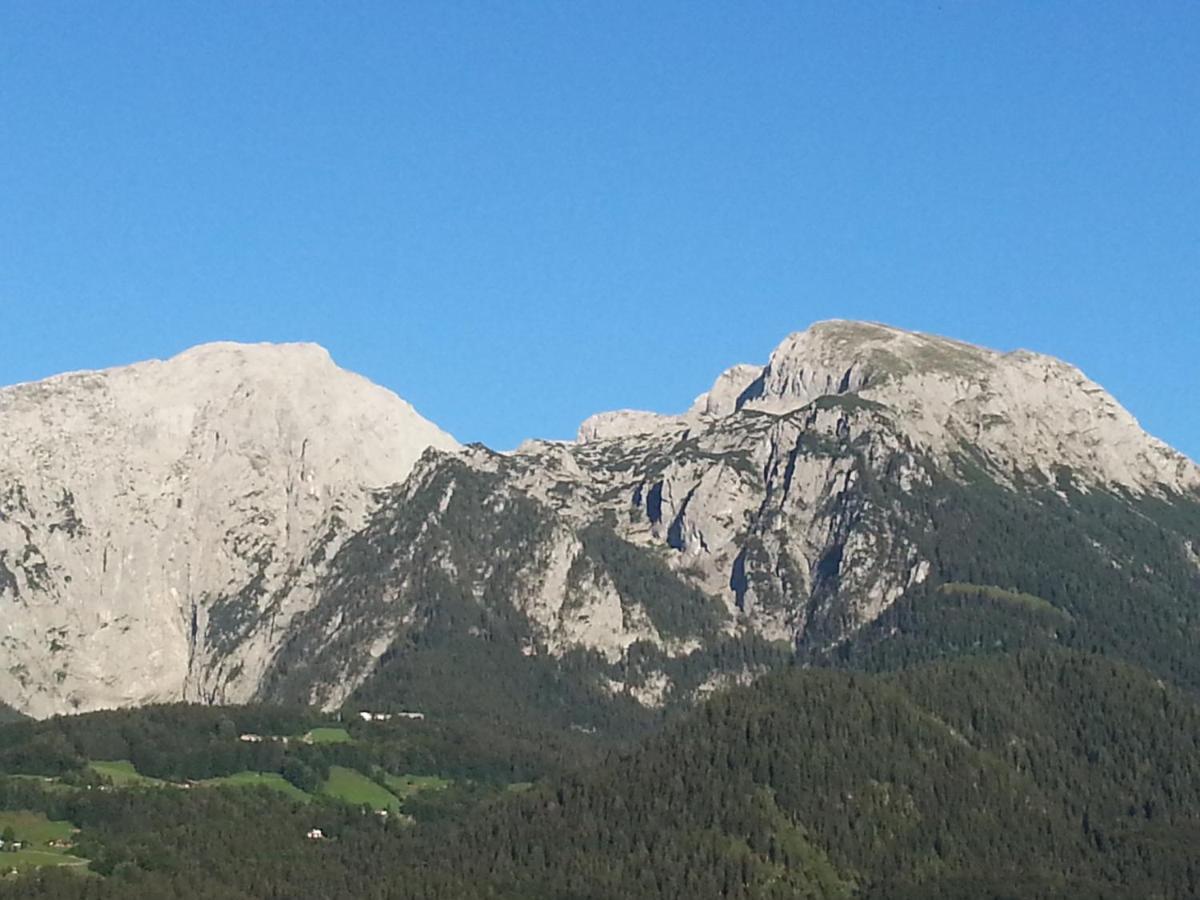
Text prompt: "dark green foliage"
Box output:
[[0, 704, 322, 780], [371, 650, 1200, 899], [827, 581, 1069, 672], [813, 456, 1200, 694], [280, 756, 321, 793], [347, 628, 655, 781], [3, 650, 1200, 897], [261, 456, 741, 780], [262, 458, 556, 702], [621, 633, 794, 702], [0, 778, 431, 899], [810, 393, 889, 415]]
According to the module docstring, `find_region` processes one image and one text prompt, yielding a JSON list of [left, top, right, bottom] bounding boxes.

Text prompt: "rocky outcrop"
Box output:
[[687, 363, 762, 418], [577, 409, 682, 442]]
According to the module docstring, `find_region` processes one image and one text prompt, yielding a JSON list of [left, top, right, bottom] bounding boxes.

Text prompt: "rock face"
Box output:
[[579, 320, 1199, 497], [266, 321, 1196, 717], [737, 321, 1198, 495], [0, 343, 458, 716], [1, 322, 1197, 718]]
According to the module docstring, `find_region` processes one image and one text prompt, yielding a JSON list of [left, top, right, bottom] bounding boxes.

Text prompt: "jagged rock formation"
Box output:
[[265, 321, 1198, 717], [2, 322, 1198, 718], [738, 321, 1198, 494], [578, 321, 1199, 496], [0, 342, 458, 716], [575, 362, 762, 441]]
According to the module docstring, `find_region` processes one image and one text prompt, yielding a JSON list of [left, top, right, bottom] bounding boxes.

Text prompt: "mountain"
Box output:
[[0, 343, 457, 716], [255, 320, 1200, 725], [1, 322, 1197, 721], [1, 322, 1199, 898]]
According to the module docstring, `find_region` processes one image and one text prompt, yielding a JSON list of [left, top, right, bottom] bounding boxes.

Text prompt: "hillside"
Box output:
[[3, 648, 1199, 898], [352, 649, 1200, 899]]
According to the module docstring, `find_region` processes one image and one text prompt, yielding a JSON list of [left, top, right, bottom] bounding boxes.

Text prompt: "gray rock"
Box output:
[[0, 342, 457, 716], [2, 322, 1196, 717]]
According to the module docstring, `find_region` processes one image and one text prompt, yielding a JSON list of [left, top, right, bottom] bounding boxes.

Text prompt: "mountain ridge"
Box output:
[[577, 319, 1198, 496], [0, 322, 1197, 718]]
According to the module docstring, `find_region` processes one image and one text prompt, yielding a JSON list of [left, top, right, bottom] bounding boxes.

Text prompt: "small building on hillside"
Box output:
[[359, 710, 424, 722]]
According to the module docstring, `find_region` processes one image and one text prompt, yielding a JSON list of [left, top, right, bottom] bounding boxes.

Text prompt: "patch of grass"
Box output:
[[0, 810, 74, 844], [382, 773, 450, 800], [89, 760, 168, 787], [200, 771, 311, 802], [0, 810, 86, 873], [303, 727, 352, 744], [320, 766, 400, 811]]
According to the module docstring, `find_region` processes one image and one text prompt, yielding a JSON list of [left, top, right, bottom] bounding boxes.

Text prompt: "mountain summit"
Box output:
[[0, 342, 457, 716], [0, 325, 1196, 718], [580, 320, 1198, 495]]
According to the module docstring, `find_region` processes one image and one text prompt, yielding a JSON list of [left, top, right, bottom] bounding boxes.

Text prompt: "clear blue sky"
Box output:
[[1, 3, 1197, 458]]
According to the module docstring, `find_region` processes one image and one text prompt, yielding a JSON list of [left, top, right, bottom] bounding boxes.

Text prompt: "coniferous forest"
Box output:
[[2, 648, 1200, 897]]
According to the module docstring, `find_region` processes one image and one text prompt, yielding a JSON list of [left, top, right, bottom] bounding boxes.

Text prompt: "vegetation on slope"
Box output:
[[3, 648, 1200, 898]]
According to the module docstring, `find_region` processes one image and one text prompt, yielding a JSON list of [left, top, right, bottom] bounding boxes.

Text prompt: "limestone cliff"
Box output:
[[2, 323, 1197, 718], [0, 342, 457, 716]]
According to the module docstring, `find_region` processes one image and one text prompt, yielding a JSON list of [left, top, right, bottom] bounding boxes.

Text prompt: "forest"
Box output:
[[2, 646, 1200, 898]]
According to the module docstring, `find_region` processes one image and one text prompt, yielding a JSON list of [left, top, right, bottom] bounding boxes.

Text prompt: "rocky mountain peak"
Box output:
[[744, 319, 997, 405], [0, 342, 459, 716], [741, 320, 1198, 494], [576, 320, 1197, 496]]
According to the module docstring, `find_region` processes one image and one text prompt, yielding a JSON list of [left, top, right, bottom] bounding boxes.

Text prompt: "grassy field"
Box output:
[[0, 810, 87, 873], [320, 766, 400, 811], [303, 727, 352, 744], [200, 771, 312, 802], [0, 810, 74, 844], [382, 773, 450, 800], [14, 757, 438, 815], [89, 760, 169, 787]]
